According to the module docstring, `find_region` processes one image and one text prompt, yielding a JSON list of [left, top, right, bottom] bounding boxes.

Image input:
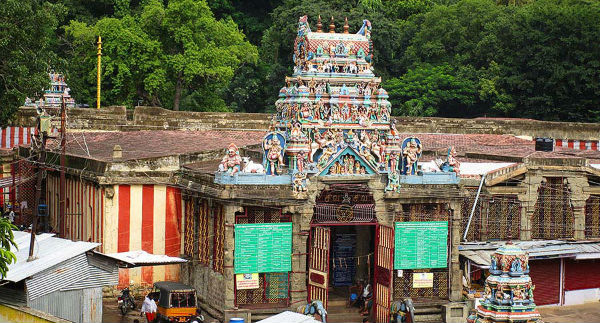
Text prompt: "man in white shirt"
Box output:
[[140, 293, 157, 322]]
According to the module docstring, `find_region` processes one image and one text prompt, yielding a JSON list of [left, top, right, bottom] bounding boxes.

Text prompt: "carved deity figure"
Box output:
[[290, 121, 303, 139], [296, 150, 307, 172], [513, 286, 524, 302], [388, 150, 400, 173], [490, 256, 498, 271], [447, 146, 460, 175], [219, 143, 242, 175], [293, 172, 307, 193], [528, 285, 535, 302], [511, 258, 523, 273], [264, 136, 285, 175], [402, 139, 422, 175], [385, 171, 400, 193], [317, 146, 335, 170]]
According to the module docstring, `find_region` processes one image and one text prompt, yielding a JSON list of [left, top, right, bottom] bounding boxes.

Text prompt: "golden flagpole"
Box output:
[[96, 36, 102, 109]]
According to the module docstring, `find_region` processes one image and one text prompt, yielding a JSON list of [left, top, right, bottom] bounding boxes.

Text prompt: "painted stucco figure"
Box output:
[[219, 143, 242, 175]]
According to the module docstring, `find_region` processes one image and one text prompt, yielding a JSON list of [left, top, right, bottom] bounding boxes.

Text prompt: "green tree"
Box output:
[[65, 0, 257, 111], [0, 0, 64, 126], [0, 218, 17, 278], [384, 63, 477, 116]]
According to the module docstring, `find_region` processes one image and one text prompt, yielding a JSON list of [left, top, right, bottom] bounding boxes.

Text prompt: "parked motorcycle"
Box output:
[[118, 287, 136, 315]]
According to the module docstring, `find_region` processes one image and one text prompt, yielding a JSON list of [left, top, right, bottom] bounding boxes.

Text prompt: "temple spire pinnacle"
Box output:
[[329, 16, 335, 33], [317, 15, 322, 32], [343, 17, 349, 34]]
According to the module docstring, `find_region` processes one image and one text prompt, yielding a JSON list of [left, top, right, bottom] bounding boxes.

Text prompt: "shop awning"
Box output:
[[459, 240, 600, 267], [99, 250, 188, 268]]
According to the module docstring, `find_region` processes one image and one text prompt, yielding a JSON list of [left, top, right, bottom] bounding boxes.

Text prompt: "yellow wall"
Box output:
[[0, 304, 68, 323]]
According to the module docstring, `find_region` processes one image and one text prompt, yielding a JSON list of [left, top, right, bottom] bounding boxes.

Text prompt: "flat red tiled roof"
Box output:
[[56, 130, 600, 163], [61, 130, 265, 162]]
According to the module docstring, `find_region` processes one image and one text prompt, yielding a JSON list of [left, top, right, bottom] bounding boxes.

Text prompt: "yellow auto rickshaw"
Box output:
[[152, 281, 197, 323]]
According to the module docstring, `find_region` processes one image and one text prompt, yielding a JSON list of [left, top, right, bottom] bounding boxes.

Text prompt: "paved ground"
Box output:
[[538, 303, 600, 323], [102, 297, 218, 323]]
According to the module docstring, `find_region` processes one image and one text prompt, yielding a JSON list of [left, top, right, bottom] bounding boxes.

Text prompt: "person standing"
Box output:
[[140, 292, 157, 323]]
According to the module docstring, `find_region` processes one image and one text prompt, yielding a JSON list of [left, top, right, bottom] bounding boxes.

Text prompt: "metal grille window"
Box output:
[[532, 178, 574, 239], [12, 159, 36, 226], [236, 207, 287, 224], [198, 200, 210, 265], [394, 204, 450, 301], [585, 196, 600, 238], [212, 203, 224, 273], [393, 269, 449, 300], [395, 203, 449, 222], [235, 207, 289, 307], [235, 273, 289, 306], [461, 194, 521, 241], [183, 199, 195, 257]]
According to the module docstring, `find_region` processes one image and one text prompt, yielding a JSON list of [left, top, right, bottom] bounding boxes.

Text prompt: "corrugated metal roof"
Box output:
[[26, 254, 89, 300], [459, 240, 600, 266], [102, 250, 187, 267], [61, 263, 118, 291], [5, 231, 99, 282]]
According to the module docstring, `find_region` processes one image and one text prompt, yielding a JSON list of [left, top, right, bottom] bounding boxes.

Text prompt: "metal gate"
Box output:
[[308, 226, 330, 309], [374, 224, 394, 323]]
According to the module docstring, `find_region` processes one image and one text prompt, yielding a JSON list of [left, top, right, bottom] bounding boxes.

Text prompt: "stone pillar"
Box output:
[[290, 208, 311, 307], [449, 201, 462, 302], [223, 203, 241, 310], [518, 173, 543, 241], [567, 176, 590, 240]]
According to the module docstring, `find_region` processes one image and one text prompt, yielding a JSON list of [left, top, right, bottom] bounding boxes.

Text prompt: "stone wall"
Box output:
[[14, 106, 600, 140], [16, 106, 127, 130]]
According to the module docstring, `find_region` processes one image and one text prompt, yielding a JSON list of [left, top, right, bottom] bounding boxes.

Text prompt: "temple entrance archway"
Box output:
[[308, 184, 392, 323]]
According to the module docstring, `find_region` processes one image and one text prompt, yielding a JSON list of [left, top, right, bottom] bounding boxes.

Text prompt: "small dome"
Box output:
[[495, 243, 525, 257], [377, 88, 389, 98], [298, 85, 309, 96], [279, 87, 288, 97], [490, 242, 529, 276]]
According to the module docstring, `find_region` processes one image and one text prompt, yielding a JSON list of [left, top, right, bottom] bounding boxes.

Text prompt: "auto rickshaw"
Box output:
[[152, 281, 197, 323]]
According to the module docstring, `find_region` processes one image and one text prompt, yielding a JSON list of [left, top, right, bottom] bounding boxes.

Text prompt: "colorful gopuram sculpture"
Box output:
[[468, 243, 541, 323], [24, 72, 76, 108], [216, 15, 461, 191]]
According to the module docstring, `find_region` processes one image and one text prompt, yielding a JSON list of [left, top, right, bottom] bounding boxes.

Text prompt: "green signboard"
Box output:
[[234, 223, 292, 274], [394, 221, 448, 270]]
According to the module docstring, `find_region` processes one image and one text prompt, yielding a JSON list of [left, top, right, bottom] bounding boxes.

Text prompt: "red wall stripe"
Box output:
[[568, 140, 574, 148], [141, 185, 154, 285], [91, 186, 95, 242], [1, 129, 5, 148], [592, 141, 598, 151], [165, 187, 181, 281], [100, 188, 104, 253], [580, 141, 586, 150], [118, 185, 130, 253], [117, 184, 131, 288]]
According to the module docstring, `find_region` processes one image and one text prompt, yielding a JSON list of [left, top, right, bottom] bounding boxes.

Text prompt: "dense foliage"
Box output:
[[1, 0, 599, 121], [0, 218, 17, 278], [0, 0, 64, 126]]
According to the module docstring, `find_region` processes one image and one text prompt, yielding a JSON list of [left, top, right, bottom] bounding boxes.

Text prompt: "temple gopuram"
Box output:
[[24, 72, 76, 108], [205, 16, 464, 323]]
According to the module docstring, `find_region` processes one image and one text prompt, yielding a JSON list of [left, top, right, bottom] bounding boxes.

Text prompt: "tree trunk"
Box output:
[[173, 73, 183, 111]]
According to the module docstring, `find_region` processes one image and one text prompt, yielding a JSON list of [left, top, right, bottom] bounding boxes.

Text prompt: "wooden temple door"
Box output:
[[374, 224, 394, 323], [308, 226, 330, 309]]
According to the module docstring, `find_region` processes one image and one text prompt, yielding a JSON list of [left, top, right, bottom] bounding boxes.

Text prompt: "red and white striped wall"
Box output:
[[555, 139, 600, 151], [45, 175, 184, 287], [0, 127, 35, 149]]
